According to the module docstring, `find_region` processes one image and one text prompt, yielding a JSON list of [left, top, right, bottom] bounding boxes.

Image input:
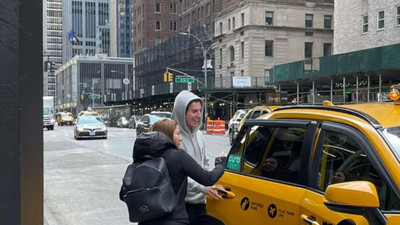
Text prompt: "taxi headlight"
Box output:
[[77, 127, 85, 132], [51, 118, 56, 123], [100, 126, 107, 131]]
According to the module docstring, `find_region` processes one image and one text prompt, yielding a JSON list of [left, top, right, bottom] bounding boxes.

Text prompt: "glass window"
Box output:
[[397, 6, 400, 25], [378, 10, 385, 29], [232, 17, 235, 29], [317, 130, 400, 211], [324, 15, 332, 28], [155, 21, 161, 30], [362, 15, 369, 33], [228, 19, 231, 30], [265, 69, 270, 83], [241, 13, 244, 26], [155, 3, 161, 13], [241, 42, 244, 58], [323, 43, 332, 56], [265, 40, 273, 57], [237, 125, 306, 184], [265, 11, 273, 25], [305, 14, 313, 27], [305, 42, 313, 58]]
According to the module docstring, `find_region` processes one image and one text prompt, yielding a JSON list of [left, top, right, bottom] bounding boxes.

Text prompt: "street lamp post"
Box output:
[[180, 32, 209, 129]]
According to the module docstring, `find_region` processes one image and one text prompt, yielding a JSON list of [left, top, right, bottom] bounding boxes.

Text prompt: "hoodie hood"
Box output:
[[132, 131, 176, 162], [171, 90, 204, 135]]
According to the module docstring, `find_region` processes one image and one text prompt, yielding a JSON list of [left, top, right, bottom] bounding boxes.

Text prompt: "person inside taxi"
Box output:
[[262, 157, 281, 178], [332, 170, 352, 184]]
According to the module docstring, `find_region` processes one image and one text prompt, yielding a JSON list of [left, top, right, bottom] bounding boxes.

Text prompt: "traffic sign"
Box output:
[[175, 77, 194, 83], [89, 94, 100, 99]]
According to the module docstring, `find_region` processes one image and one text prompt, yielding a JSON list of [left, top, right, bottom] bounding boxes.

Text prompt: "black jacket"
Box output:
[[133, 132, 226, 225]]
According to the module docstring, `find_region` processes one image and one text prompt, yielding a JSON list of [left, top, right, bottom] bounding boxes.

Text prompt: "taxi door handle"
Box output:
[[218, 190, 236, 199], [301, 214, 320, 225]]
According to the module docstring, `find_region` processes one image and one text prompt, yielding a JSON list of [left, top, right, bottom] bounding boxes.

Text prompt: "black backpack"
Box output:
[[119, 151, 185, 223]]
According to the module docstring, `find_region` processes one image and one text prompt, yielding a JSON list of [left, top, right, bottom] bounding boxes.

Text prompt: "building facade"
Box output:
[[62, 0, 110, 63], [334, 0, 400, 54], [43, 0, 63, 96], [54, 54, 133, 114], [131, 0, 179, 53], [110, 0, 133, 57], [213, 0, 334, 88]]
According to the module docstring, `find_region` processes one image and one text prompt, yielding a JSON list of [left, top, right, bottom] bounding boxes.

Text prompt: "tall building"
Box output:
[[213, 0, 334, 88], [131, 0, 179, 53], [62, 0, 110, 63], [43, 0, 63, 96], [110, 0, 132, 57], [334, 0, 400, 54]]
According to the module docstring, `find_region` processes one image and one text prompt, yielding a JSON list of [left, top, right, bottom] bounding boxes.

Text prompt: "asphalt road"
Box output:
[[44, 125, 231, 225]]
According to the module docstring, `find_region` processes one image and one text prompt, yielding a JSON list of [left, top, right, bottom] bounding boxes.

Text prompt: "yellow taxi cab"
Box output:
[[56, 112, 74, 126], [207, 86, 400, 225], [77, 110, 98, 117]]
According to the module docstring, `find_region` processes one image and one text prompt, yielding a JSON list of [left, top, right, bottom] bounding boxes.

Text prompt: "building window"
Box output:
[[324, 15, 332, 28], [397, 6, 400, 25], [207, 3, 210, 16], [265, 40, 273, 57], [378, 10, 385, 29], [323, 43, 332, 56], [265, 11, 273, 25], [155, 21, 161, 30], [229, 46, 235, 62], [228, 19, 231, 30], [170, 21, 177, 31], [305, 42, 313, 58], [170, 3, 177, 13], [155, 3, 161, 13], [264, 69, 271, 83], [219, 48, 223, 67], [155, 38, 161, 45], [305, 14, 313, 27], [362, 15, 368, 33], [232, 17, 235, 29], [241, 42, 244, 58], [241, 13, 245, 26], [219, 22, 223, 35]]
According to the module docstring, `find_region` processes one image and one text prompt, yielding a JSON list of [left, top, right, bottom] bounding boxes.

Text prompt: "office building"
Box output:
[[110, 0, 133, 57]]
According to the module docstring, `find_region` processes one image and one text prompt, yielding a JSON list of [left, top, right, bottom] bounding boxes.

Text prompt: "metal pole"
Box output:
[[92, 81, 94, 110]]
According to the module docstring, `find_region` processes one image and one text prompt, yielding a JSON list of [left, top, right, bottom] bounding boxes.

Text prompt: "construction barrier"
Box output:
[[206, 120, 213, 134], [213, 120, 226, 134]]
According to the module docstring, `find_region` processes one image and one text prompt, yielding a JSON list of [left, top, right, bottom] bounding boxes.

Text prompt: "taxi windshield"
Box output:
[[381, 126, 400, 156]]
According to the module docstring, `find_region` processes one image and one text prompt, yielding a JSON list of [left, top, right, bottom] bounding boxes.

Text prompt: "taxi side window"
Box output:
[[317, 130, 400, 211], [241, 125, 306, 184]]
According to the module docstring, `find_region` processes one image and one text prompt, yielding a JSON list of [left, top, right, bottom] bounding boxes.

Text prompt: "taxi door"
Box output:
[[208, 119, 318, 225], [298, 122, 386, 225]]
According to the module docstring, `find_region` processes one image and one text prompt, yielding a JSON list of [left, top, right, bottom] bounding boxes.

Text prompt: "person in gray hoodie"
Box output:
[[171, 90, 226, 225]]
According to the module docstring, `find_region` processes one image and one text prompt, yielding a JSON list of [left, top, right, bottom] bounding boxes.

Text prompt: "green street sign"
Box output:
[[175, 77, 194, 83], [89, 94, 100, 99]]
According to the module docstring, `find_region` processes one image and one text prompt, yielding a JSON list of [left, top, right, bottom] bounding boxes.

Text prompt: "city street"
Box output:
[[44, 125, 230, 225]]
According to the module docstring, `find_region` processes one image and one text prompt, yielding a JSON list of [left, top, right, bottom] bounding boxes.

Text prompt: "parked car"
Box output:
[[227, 109, 249, 145], [116, 116, 129, 128], [73, 116, 107, 140], [128, 115, 142, 129], [207, 90, 400, 225], [136, 114, 165, 136], [149, 111, 172, 118], [56, 112, 74, 126]]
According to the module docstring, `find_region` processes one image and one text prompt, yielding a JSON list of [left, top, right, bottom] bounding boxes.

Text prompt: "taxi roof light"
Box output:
[[389, 85, 400, 104]]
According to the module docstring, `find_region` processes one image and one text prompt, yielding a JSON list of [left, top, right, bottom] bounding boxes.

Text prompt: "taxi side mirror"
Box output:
[[323, 181, 387, 225]]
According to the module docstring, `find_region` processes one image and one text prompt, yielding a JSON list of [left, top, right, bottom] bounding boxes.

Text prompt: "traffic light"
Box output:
[[163, 72, 173, 82], [168, 72, 173, 82]]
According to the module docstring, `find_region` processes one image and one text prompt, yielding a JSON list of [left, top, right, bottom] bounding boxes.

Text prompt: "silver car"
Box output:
[[73, 116, 107, 140]]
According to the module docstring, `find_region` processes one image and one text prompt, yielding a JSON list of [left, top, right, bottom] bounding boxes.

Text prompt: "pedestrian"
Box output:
[[171, 90, 227, 225], [132, 118, 226, 225]]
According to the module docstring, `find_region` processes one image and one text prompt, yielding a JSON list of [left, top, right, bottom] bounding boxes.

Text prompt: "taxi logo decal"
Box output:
[[240, 197, 250, 211], [227, 155, 241, 170], [267, 204, 277, 218]]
